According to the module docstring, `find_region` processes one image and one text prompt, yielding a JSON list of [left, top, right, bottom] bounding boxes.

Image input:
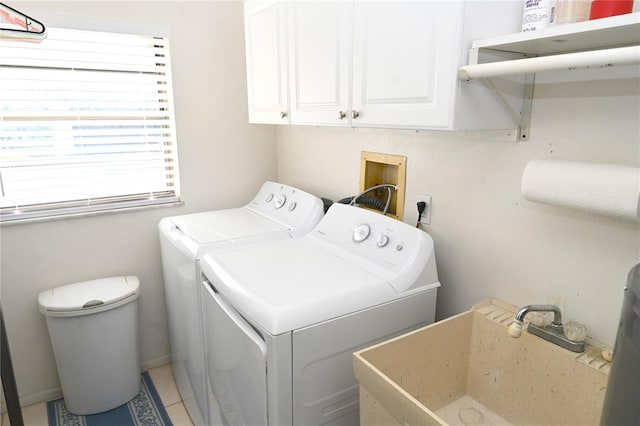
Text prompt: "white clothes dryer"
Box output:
[[200, 203, 440, 426], [158, 182, 324, 426]]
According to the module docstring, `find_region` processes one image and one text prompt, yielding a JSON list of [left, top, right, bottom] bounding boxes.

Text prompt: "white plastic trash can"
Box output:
[[38, 276, 141, 415]]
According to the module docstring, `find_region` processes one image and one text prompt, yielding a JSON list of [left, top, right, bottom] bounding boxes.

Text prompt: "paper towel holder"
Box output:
[[521, 159, 640, 222]]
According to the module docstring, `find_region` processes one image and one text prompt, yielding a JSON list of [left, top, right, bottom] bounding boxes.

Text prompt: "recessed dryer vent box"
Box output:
[[359, 151, 407, 220]]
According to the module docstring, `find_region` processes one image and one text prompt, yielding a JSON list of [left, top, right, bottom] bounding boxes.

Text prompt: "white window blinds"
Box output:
[[0, 28, 180, 222]]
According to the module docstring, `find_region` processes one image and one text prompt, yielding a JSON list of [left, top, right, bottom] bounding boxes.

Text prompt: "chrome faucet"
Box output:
[[508, 304, 585, 353]]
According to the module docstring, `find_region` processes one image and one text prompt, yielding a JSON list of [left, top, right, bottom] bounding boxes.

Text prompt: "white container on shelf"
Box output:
[[522, 0, 557, 32]]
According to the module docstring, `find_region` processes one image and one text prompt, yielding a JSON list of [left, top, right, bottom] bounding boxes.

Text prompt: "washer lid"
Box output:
[[169, 208, 287, 244], [201, 239, 398, 336], [38, 276, 140, 316]]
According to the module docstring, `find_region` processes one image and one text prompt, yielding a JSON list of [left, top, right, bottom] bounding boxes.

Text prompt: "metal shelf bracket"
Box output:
[[467, 47, 534, 141], [483, 75, 534, 141]]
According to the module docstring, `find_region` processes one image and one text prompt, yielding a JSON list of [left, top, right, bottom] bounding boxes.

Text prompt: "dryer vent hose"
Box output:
[[337, 196, 386, 212], [336, 184, 398, 215]]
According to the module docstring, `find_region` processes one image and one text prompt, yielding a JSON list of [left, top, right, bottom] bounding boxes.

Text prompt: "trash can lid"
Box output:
[[38, 276, 140, 317]]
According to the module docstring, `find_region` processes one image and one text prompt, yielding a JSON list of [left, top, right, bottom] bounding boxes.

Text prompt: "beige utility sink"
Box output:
[[354, 299, 610, 426]]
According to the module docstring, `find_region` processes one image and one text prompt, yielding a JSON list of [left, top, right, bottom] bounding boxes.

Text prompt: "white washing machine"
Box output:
[[158, 182, 324, 426], [200, 203, 440, 426]]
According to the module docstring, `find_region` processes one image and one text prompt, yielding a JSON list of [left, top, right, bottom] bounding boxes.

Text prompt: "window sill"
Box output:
[[0, 199, 184, 226]]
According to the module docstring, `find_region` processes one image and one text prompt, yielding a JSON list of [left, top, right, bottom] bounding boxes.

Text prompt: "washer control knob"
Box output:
[[288, 201, 297, 212], [274, 195, 286, 209], [266, 193, 274, 203], [353, 224, 371, 242], [376, 234, 389, 248]]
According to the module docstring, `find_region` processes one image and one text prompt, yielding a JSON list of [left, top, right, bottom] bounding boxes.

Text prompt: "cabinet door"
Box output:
[[288, 1, 353, 126], [244, 0, 289, 124], [351, 1, 463, 129]]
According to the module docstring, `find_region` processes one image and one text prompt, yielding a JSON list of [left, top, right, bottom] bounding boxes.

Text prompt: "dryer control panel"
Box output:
[[247, 181, 324, 237]]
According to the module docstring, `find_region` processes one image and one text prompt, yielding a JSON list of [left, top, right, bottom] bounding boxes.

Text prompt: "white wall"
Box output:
[[0, 1, 277, 405], [277, 69, 640, 348], [2, 0, 638, 409]]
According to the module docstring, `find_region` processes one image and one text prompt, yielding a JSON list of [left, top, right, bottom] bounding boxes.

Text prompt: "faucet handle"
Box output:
[[530, 311, 553, 327], [565, 321, 587, 343]]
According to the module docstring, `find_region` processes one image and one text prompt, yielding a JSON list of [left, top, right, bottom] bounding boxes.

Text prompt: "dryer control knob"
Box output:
[[288, 201, 297, 212], [274, 195, 286, 209], [353, 224, 370, 242], [376, 234, 389, 248], [266, 193, 274, 202]]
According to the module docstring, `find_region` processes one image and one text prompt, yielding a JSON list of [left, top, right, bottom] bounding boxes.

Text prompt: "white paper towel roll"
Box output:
[[521, 160, 640, 222]]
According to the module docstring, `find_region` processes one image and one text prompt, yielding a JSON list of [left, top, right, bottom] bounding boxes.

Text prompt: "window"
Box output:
[[0, 28, 180, 222]]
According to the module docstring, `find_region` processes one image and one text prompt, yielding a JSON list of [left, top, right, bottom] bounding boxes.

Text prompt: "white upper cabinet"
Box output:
[[244, 0, 524, 131], [351, 2, 462, 129], [289, 1, 460, 128], [288, 1, 353, 126], [244, 0, 289, 124]]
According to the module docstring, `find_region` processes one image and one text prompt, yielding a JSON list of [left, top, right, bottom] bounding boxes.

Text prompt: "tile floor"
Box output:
[[1, 364, 193, 426]]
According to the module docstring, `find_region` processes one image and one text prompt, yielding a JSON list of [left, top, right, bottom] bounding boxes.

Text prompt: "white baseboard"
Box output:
[[5, 354, 172, 411], [17, 387, 62, 410], [141, 354, 172, 372]]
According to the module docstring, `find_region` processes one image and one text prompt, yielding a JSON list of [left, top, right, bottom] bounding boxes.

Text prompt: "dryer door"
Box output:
[[202, 279, 268, 426]]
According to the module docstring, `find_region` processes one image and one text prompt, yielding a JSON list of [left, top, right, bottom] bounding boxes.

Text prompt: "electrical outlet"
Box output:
[[417, 195, 432, 225]]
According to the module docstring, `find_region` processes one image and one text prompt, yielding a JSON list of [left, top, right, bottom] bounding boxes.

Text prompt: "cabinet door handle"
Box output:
[[338, 110, 346, 120], [280, 111, 287, 119], [352, 110, 360, 119]]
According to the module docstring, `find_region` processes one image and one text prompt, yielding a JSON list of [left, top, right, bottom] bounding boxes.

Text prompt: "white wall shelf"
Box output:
[[470, 12, 639, 57], [458, 12, 640, 141]]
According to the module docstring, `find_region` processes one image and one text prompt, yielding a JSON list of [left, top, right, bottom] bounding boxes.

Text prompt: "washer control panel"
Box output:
[[313, 203, 432, 279], [248, 182, 324, 236]]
